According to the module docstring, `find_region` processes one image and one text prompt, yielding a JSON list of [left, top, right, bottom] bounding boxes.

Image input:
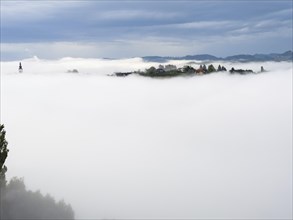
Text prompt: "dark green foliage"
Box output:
[[145, 66, 157, 76], [207, 64, 216, 73], [140, 66, 195, 77], [1, 177, 75, 219], [146, 66, 156, 73], [157, 70, 181, 77], [140, 66, 180, 77], [0, 124, 9, 187], [0, 125, 75, 219], [182, 65, 195, 73], [229, 67, 254, 74]]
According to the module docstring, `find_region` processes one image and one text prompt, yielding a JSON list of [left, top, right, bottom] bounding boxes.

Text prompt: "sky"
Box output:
[[1, 0, 292, 60]]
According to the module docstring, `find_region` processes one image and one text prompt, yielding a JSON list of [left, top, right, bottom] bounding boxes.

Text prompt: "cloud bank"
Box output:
[[1, 58, 292, 219]]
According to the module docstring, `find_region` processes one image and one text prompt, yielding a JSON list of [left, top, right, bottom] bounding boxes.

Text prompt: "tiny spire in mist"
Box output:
[[19, 62, 23, 73]]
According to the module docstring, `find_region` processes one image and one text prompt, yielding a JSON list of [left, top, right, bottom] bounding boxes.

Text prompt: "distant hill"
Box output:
[[142, 51, 293, 62]]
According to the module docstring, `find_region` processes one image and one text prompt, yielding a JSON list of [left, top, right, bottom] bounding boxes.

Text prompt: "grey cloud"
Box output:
[[94, 10, 182, 21]]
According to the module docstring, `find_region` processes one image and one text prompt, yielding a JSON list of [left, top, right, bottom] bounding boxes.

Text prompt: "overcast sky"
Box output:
[[1, 0, 292, 60]]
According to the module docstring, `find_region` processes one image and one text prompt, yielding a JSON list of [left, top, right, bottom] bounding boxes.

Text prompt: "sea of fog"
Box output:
[[1, 57, 292, 219]]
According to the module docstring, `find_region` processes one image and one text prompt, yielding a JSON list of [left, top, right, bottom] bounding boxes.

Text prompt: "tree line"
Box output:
[[114, 63, 259, 77], [0, 124, 75, 219]]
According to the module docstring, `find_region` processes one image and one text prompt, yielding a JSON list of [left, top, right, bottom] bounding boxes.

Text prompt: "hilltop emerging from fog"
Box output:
[[111, 50, 291, 77], [113, 63, 263, 77]]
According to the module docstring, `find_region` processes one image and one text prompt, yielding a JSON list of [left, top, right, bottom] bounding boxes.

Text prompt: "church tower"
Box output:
[[19, 62, 23, 73]]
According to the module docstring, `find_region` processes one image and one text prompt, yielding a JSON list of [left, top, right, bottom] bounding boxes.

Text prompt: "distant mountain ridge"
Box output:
[[142, 50, 293, 62]]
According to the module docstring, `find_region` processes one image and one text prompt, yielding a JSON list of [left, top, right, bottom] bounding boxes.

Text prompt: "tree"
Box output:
[[207, 64, 216, 73], [221, 66, 227, 71], [202, 64, 207, 72], [0, 124, 75, 219], [2, 178, 75, 219], [183, 65, 195, 73], [145, 66, 157, 76], [0, 124, 9, 188]]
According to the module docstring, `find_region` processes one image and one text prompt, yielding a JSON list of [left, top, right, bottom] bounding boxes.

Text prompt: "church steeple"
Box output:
[[19, 62, 23, 73]]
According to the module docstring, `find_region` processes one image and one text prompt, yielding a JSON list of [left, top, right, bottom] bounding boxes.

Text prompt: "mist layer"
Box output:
[[1, 58, 292, 219]]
